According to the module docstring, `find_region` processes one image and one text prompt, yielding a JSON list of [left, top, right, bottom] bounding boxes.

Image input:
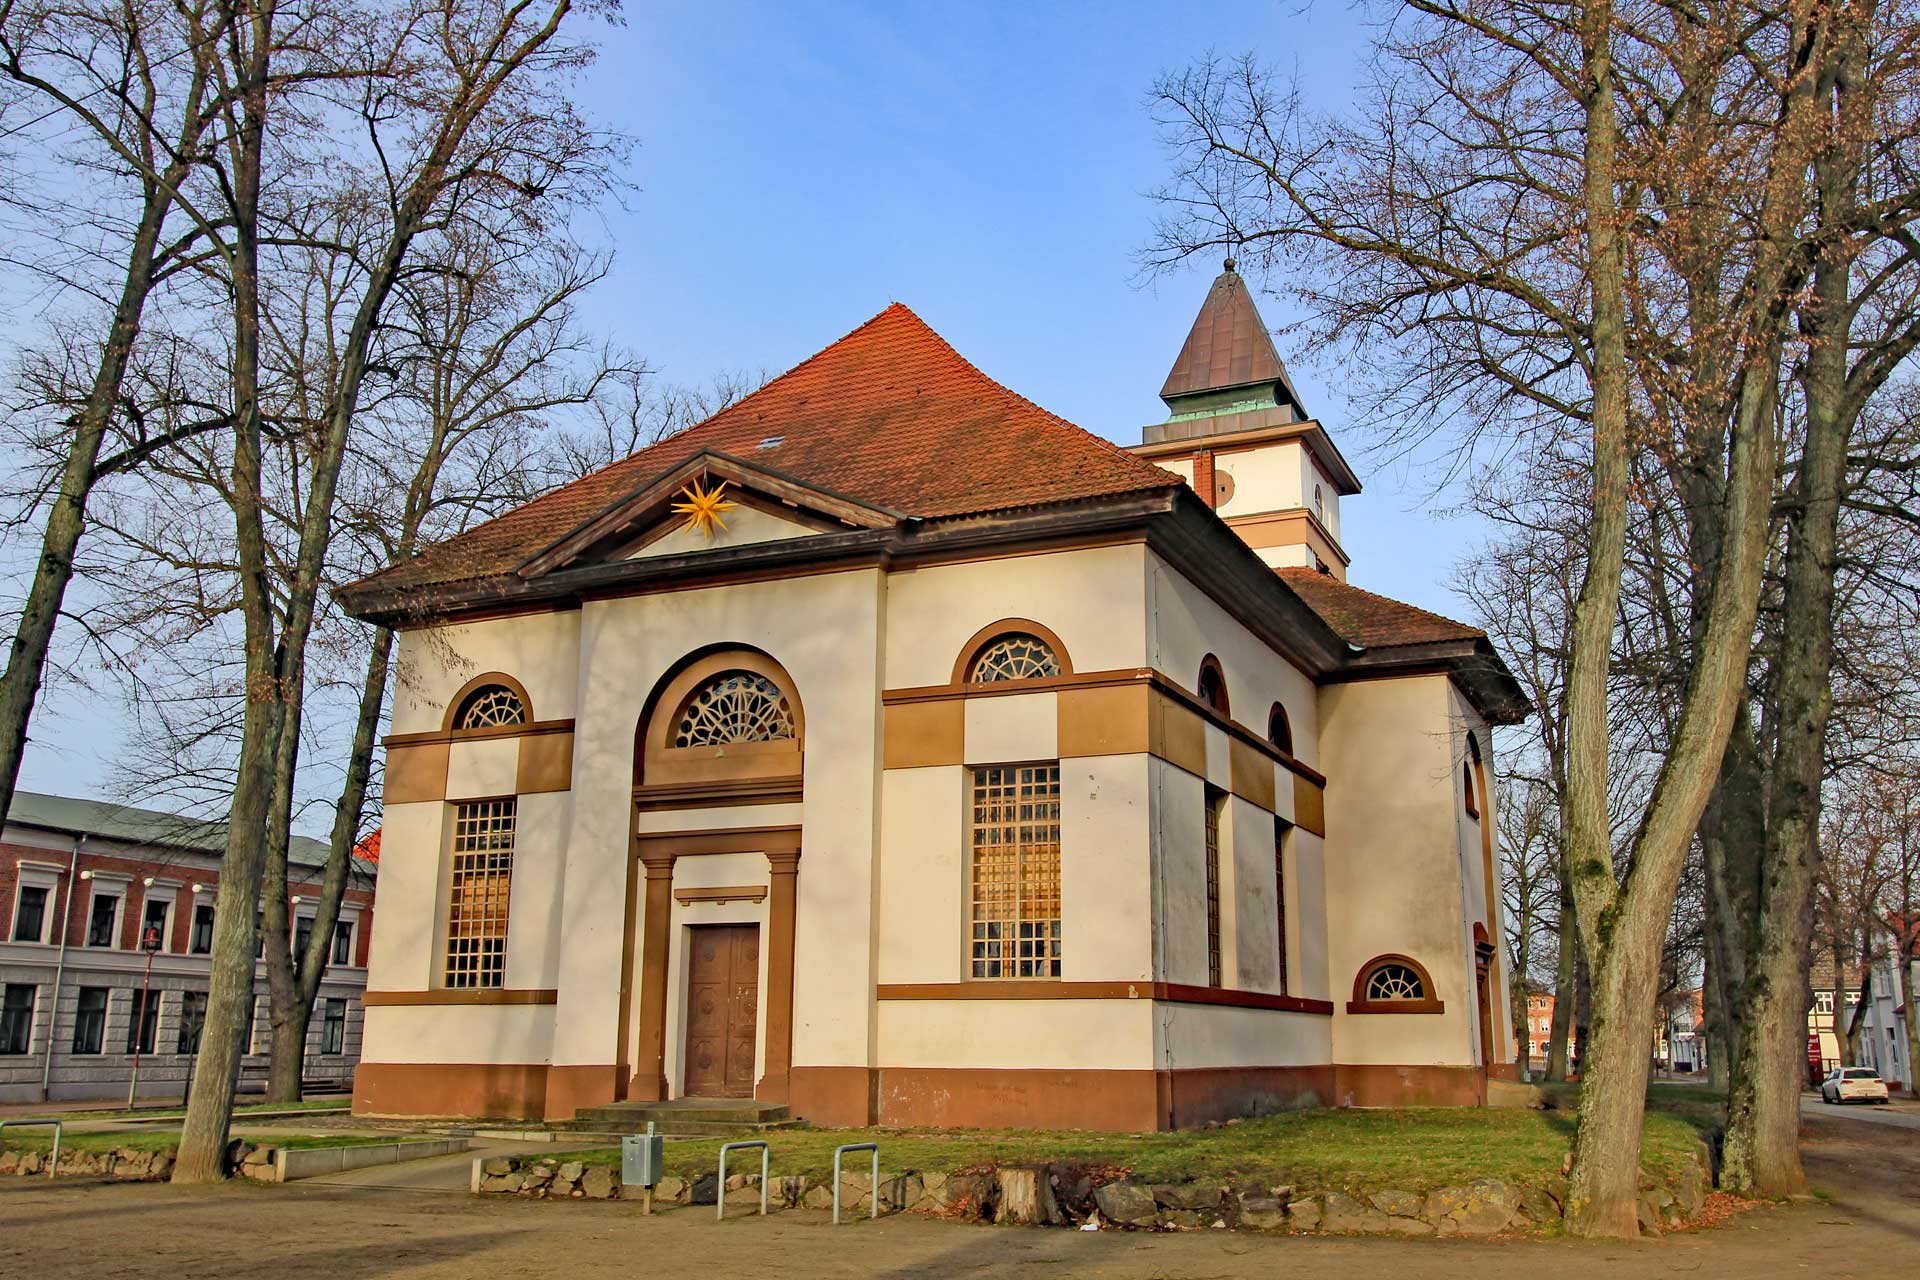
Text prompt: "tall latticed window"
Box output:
[[1274, 817, 1289, 995], [969, 765, 1061, 978], [458, 685, 526, 730], [446, 799, 516, 989], [1204, 787, 1225, 986], [674, 671, 796, 747], [968, 634, 1060, 682]]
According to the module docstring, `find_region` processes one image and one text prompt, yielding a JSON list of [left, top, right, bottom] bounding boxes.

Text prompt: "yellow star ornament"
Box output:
[[671, 478, 737, 541]]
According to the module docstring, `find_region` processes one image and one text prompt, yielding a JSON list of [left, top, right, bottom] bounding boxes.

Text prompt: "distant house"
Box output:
[[1521, 990, 1554, 1065], [1807, 956, 1868, 1080], [0, 792, 376, 1103], [1856, 915, 1916, 1092]]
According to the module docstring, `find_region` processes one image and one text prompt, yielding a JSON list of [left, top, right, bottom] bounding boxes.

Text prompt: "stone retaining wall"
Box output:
[[472, 1141, 1716, 1238]]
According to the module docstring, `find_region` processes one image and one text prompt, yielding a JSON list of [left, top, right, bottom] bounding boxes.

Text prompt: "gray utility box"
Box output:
[[621, 1133, 665, 1187]]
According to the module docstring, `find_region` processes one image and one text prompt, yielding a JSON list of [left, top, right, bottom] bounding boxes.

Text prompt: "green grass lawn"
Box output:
[[2, 1130, 409, 1156], [15, 1097, 351, 1124], [565, 1102, 1711, 1196]]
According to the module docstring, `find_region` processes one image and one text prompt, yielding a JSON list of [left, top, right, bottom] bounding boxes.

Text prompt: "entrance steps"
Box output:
[[561, 1098, 799, 1137]]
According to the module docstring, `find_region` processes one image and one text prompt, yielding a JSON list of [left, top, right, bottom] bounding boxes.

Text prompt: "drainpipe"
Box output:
[[40, 834, 84, 1102]]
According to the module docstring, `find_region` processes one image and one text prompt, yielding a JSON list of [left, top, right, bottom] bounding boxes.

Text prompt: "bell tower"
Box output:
[[1129, 261, 1359, 579]]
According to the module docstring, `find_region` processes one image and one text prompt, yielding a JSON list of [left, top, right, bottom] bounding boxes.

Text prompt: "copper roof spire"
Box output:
[[1158, 260, 1306, 415]]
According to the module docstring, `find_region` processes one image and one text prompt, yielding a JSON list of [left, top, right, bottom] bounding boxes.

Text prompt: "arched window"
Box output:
[[673, 671, 797, 747], [1197, 655, 1230, 717], [951, 619, 1073, 685], [969, 634, 1061, 683], [454, 683, 527, 730], [1464, 733, 1482, 817], [1268, 703, 1293, 755], [1313, 484, 1326, 522], [1349, 954, 1445, 1014]]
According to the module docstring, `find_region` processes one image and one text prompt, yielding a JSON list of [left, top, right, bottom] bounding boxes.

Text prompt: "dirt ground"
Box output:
[[0, 1112, 1913, 1279]]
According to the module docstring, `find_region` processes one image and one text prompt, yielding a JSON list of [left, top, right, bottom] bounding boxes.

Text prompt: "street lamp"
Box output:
[[126, 917, 162, 1109]]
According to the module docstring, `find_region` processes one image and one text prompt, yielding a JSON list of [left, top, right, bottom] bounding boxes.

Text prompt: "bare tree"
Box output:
[[1147, 0, 1837, 1233]]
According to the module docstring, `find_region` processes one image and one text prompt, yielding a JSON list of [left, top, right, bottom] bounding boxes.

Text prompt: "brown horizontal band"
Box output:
[[636, 825, 802, 862], [673, 885, 768, 905], [362, 988, 559, 1007], [1346, 998, 1446, 1015], [384, 719, 575, 749], [633, 776, 802, 811], [875, 981, 1333, 1016], [881, 667, 1327, 787]]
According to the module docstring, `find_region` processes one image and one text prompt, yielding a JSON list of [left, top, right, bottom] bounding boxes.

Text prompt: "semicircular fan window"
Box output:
[[674, 671, 796, 747], [457, 685, 527, 730], [968, 634, 1061, 683], [1364, 963, 1425, 1002]]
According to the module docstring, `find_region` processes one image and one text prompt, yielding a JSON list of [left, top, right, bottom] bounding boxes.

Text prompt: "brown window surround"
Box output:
[[1347, 953, 1446, 1014], [1203, 785, 1225, 987], [443, 671, 535, 732], [1463, 763, 1480, 818], [951, 617, 1074, 686], [635, 648, 804, 795], [362, 988, 557, 1006], [1196, 653, 1230, 717]]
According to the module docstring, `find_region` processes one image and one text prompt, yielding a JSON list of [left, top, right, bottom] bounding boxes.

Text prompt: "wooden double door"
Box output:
[[684, 924, 760, 1098]]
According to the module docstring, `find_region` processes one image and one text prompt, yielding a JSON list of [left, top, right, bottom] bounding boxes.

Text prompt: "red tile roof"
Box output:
[[1278, 567, 1485, 649], [359, 304, 1182, 593]]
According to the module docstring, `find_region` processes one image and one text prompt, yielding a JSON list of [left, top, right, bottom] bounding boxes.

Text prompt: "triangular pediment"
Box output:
[[516, 452, 899, 578]]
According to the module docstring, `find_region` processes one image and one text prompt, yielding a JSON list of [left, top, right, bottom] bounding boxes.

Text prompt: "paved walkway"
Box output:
[[1800, 1094, 1920, 1130], [301, 1139, 602, 1192]]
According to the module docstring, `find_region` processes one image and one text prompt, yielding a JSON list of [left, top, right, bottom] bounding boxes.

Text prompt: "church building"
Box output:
[[338, 265, 1530, 1130]]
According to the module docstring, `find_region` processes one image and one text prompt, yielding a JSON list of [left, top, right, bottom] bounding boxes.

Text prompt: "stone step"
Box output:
[[555, 1116, 804, 1137], [572, 1100, 792, 1127]]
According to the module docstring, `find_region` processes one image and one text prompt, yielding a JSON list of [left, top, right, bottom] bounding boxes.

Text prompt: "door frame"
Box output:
[[625, 825, 801, 1105]]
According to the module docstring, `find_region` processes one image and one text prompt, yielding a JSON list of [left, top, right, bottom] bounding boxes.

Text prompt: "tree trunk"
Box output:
[[1902, 954, 1920, 1098], [0, 42, 216, 823], [1547, 848, 1579, 1081], [173, 2, 275, 1185], [264, 624, 392, 1099]]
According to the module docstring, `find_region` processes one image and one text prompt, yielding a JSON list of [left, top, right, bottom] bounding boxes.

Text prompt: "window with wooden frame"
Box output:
[[967, 634, 1061, 683], [1274, 817, 1290, 995], [445, 798, 516, 989], [968, 764, 1061, 979], [1205, 785, 1226, 987], [1197, 655, 1230, 717], [1348, 954, 1446, 1014], [1463, 763, 1480, 817], [455, 683, 527, 730]]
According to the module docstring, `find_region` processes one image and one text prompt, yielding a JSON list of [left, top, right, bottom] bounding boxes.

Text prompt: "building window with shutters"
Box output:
[[445, 798, 516, 989], [1205, 786, 1225, 987], [177, 991, 206, 1054], [125, 989, 159, 1055], [72, 987, 108, 1054], [969, 764, 1061, 978], [11, 884, 48, 943], [189, 903, 215, 954], [322, 998, 347, 1055], [0, 985, 34, 1054]]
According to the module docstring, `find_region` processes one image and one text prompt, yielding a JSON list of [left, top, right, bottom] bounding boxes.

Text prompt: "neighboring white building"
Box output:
[[1858, 916, 1916, 1093], [337, 276, 1531, 1130]]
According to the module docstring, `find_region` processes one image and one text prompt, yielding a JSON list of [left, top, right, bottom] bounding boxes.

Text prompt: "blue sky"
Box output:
[[16, 1, 1494, 814]]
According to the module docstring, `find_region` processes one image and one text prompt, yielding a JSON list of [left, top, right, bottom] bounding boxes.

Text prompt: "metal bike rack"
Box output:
[[832, 1142, 880, 1224], [0, 1119, 63, 1178], [716, 1140, 769, 1219]]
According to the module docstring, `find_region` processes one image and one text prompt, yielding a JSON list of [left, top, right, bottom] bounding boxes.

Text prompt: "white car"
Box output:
[[1820, 1067, 1890, 1104]]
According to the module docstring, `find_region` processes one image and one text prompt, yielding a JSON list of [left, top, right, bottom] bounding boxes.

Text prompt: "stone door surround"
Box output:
[[627, 825, 800, 1105]]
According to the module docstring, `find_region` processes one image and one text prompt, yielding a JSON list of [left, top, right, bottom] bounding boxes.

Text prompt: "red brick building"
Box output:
[[1, 792, 376, 1103]]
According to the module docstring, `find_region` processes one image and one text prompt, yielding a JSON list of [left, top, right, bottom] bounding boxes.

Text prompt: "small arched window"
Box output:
[[1313, 484, 1326, 522], [1197, 655, 1230, 717], [455, 684, 527, 730], [1349, 954, 1444, 1014], [1463, 763, 1480, 817], [673, 671, 797, 747], [1365, 963, 1425, 1001], [1268, 703, 1293, 755], [969, 634, 1061, 683]]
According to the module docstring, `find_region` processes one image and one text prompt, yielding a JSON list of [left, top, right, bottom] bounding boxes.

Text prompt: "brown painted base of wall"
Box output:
[[1488, 1061, 1521, 1083], [353, 1062, 549, 1121], [352, 1059, 1489, 1128], [1332, 1064, 1485, 1108]]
